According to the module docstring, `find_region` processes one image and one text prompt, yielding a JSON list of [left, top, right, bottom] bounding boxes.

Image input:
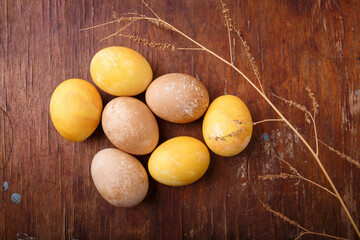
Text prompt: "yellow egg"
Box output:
[[202, 95, 252, 157], [90, 46, 153, 96], [50, 79, 103, 142], [148, 136, 210, 186]]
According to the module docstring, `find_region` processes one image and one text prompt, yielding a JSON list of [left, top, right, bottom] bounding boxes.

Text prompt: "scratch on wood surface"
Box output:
[[224, 77, 228, 94], [210, 207, 214, 236], [62, 207, 66, 240], [349, 90, 360, 116], [311, 0, 345, 58], [224, 187, 228, 239], [340, 169, 357, 239], [1, 106, 13, 169]]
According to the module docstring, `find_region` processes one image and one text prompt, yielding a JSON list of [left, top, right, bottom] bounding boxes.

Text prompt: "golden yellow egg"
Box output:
[[50, 79, 103, 142], [202, 95, 252, 157], [90, 46, 153, 96], [148, 136, 210, 186]]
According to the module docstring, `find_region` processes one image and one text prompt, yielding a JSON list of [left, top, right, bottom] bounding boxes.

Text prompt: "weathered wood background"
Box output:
[[1, 0, 359, 239]]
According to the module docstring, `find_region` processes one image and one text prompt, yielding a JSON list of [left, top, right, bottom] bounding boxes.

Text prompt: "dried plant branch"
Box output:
[[273, 155, 300, 175], [318, 138, 360, 169], [260, 155, 337, 197], [302, 82, 319, 115], [220, 0, 264, 93], [118, 33, 176, 50], [148, 19, 173, 31], [80, 14, 145, 31], [141, 0, 160, 19], [82, 1, 360, 236], [177, 47, 204, 51], [208, 118, 283, 141], [252, 118, 283, 126], [259, 200, 305, 230], [259, 201, 348, 240], [258, 172, 298, 180], [228, 17, 264, 94], [220, 0, 234, 64], [272, 92, 320, 156], [272, 93, 312, 123], [302, 82, 319, 155], [100, 19, 138, 41], [294, 231, 348, 240]]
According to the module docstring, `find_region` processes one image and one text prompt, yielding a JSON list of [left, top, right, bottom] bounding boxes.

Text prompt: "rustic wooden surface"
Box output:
[[1, 0, 359, 239]]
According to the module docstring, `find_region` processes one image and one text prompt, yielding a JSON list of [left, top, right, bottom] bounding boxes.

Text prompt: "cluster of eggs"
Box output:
[[49, 46, 253, 207]]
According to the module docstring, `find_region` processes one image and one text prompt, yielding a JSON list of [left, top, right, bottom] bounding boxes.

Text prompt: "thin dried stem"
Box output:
[[260, 201, 348, 240], [258, 172, 298, 180], [313, 113, 318, 155], [302, 82, 319, 115], [302, 82, 319, 155], [266, 155, 337, 197], [297, 175, 337, 197], [295, 231, 348, 240], [259, 200, 307, 231], [272, 92, 319, 156], [118, 34, 176, 51], [141, 0, 160, 19], [253, 118, 283, 126], [318, 138, 360, 169], [230, 20, 265, 93], [177, 47, 204, 51], [220, 0, 234, 64], [272, 93, 311, 123], [259, 172, 336, 197], [274, 155, 300, 175], [209, 119, 283, 141], [100, 19, 138, 41], [80, 14, 145, 31], [84, 1, 360, 236], [148, 19, 173, 30]]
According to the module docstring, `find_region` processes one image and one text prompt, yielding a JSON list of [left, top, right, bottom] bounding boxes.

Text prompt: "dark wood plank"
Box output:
[[1, 0, 359, 239]]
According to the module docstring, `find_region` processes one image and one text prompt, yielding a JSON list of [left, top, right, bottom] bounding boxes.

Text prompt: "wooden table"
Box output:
[[1, 0, 359, 239]]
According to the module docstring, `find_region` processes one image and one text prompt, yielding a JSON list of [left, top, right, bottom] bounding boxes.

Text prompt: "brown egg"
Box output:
[[91, 148, 149, 207], [145, 73, 209, 123], [102, 97, 159, 155]]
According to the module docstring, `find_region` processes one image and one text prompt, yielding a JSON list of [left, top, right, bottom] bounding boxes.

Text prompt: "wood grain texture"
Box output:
[[1, 0, 359, 239]]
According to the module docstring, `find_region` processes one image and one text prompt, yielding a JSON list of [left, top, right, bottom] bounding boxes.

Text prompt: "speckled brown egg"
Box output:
[[102, 97, 159, 155], [91, 148, 149, 207], [145, 73, 209, 123]]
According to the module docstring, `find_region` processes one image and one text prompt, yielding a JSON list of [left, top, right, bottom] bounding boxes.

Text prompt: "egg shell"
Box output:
[[102, 97, 159, 155], [91, 148, 149, 207], [49, 79, 103, 142], [148, 136, 210, 186], [202, 95, 253, 157], [90, 46, 153, 96], [145, 73, 209, 123]]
